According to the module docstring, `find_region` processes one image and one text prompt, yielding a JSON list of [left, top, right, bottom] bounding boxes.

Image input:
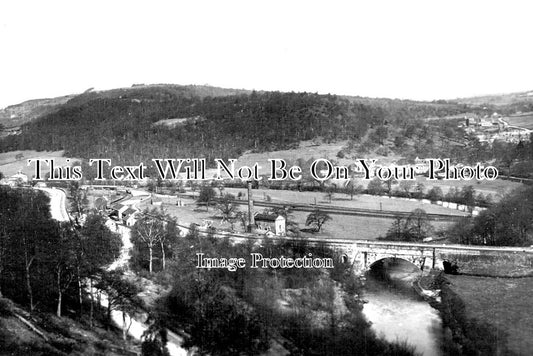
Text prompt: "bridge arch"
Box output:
[[357, 252, 430, 273], [367, 256, 421, 271]]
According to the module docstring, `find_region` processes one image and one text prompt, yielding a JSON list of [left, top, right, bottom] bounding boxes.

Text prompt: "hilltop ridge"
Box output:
[[2, 84, 533, 130]]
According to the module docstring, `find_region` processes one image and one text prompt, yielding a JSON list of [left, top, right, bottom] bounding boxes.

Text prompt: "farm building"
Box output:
[[254, 213, 286, 236], [123, 208, 139, 226], [0, 171, 29, 187]]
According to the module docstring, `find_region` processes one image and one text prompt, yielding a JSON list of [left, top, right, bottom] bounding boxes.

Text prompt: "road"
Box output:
[[105, 221, 188, 356], [35, 187, 70, 222], [38, 186, 187, 355]]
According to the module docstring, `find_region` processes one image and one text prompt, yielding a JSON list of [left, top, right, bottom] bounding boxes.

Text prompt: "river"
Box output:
[[362, 259, 443, 356]]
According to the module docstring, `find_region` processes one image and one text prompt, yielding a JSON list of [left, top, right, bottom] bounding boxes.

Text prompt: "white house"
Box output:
[[254, 213, 286, 236]]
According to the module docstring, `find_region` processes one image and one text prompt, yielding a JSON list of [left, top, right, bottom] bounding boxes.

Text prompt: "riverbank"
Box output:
[[428, 272, 532, 355], [443, 275, 533, 356]]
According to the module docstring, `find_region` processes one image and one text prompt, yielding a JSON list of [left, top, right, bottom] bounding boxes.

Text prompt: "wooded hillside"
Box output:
[[0, 86, 474, 168]]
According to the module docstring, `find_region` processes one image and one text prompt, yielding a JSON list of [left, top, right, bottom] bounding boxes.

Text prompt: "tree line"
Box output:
[[142, 223, 420, 355], [0, 88, 473, 172], [0, 186, 125, 327], [448, 185, 533, 246]]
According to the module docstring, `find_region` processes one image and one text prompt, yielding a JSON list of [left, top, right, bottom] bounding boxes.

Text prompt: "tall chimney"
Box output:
[[247, 181, 254, 232]]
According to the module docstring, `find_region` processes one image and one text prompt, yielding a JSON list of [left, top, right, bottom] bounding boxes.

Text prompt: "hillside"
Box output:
[[0, 85, 478, 170], [0, 297, 139, 355], [453, 90, 533, 108], [1, 84, 533, 181], [0, 95, 76, 128]]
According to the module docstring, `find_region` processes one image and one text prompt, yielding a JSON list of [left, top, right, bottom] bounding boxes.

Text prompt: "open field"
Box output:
[[412, 175, 523, 200], [505, 113, 533, 129], [144, 194, 454, 240], [289, 210, 453, 240], [224, 187, 468, 216], [446, 275, 533, 356], [206, 139, 403, 178], [0, 150, 79, 177], [210, 139, 523, 201]]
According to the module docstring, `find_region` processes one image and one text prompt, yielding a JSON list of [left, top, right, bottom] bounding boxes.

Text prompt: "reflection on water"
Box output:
[[362, 259, 443, 356]]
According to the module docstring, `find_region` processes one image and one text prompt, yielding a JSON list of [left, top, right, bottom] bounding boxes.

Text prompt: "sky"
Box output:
[[1, 0, 532, 108]]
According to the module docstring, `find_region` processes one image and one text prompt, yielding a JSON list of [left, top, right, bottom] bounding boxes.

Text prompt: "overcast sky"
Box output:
[[1, 0, 532, 108]]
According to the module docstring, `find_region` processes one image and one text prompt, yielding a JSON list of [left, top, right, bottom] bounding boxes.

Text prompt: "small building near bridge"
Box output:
[[254, 213, 286, 236]]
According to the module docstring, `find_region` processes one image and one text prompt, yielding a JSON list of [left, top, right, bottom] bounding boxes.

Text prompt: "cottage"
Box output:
[[123, 208, 139, 226], [109, 203, 129, 221], [254, 213, 286, 236]]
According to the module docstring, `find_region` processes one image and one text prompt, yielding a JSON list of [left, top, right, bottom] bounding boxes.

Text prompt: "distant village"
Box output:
[[460, 112, 532, 144]]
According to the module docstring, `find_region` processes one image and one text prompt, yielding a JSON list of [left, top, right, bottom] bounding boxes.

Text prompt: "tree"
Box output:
[[55, 222, 78, 317], [344, 180, 362, 200], [78, 213, 122, 324], [367, 177, 385, 195], [405, 208, 433, 241], [371, 125, 388, 145], [217, 193, 237, 223], [158, 214, 178, 271], [305, 210, 332, 232], [96, 269, 142, 336], [384, 216, 409, 241], [426, 186, 443, 202], [142, 324, 170, 356], [383, 177, 397, 197], [197, 185, 216, 211], [235, 211, 249, 232], [460, 185, 476, 209], [80, 214, 122, 269], [398, 181, 414, 198], [131, 209, 166, 273], [383, 209, 432, 242], [464, 186, 533, 246], [414, 182, 425, 199], [68, 181, 89, 218]]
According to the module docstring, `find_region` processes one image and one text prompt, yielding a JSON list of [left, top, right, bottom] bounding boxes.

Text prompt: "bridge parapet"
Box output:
[[175, 224, 533, 276], [321, 239, 533, 275]]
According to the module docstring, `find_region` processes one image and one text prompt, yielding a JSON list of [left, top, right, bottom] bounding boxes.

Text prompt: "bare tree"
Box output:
[[406, 208, 433, 240], [132, 210, 166, 273], [305, 209, 332, 232], [217, 193, 237, 223]]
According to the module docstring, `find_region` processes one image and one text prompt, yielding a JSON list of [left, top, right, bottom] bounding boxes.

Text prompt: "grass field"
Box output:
[[412, 175, 522, 200], [505, 113, 533, 129], [148, 194, 454, 240], [212, 139, 523, 202], [224, 187, 467, 216], [446, 275, 533, 355], [0, 150, 79, 177], [207, 139, 403, 178]]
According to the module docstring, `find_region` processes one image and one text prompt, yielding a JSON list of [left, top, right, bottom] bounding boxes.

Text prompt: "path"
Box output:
[[105, 220, 188, 356], [38, 185, 188, 355], [35, 187, 70, 221]]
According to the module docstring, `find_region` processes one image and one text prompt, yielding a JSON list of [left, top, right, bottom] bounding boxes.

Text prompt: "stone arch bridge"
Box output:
[[306, 238, 533, 275], [177, 224, 533, 276]]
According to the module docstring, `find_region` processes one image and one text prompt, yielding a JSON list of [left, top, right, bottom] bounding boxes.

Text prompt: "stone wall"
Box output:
[[440, 251, 533, 277]]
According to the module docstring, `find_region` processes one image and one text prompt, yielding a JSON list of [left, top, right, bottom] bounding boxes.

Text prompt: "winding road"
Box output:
[[36, 187, 70, 222], [39, 186, 188, 355]]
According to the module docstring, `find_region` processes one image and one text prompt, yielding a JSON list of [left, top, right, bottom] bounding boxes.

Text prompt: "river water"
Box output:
[[362, 259, 443, 356]]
